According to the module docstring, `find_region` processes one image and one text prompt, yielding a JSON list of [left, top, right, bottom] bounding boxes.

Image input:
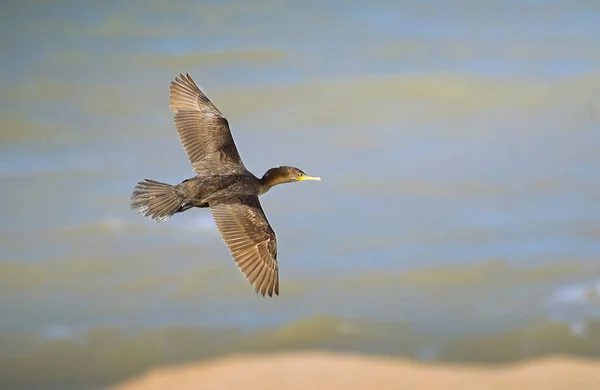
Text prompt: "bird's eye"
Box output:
[[298, 173, 304, 177]]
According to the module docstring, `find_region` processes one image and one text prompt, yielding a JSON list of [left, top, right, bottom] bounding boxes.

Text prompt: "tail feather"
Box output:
[[131, 179, 183, 222]]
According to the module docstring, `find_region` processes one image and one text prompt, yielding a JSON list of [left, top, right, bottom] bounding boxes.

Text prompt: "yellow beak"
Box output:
[[299, 175, 321, 181]]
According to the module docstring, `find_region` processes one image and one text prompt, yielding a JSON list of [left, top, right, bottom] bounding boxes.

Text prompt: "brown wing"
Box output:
[[169, 73, 247, 176], [210, 196, 279, 297]]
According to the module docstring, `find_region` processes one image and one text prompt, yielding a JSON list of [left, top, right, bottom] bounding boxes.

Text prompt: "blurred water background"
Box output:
[[1, 1, 600, 389]]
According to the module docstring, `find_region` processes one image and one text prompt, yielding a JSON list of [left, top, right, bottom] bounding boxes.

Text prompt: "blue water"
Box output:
[[1, 1, 600, 388]]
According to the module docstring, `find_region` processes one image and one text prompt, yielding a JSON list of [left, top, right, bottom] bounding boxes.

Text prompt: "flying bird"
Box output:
[[131, 73, 321, 297]]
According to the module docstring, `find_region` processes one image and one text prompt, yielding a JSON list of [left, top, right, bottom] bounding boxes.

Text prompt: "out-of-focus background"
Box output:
[[2, 1, 600, 389]]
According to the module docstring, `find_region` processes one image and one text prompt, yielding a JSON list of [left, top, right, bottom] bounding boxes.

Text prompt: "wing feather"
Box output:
[[170, 73, 247, 176], [210, 196, 279, 297]]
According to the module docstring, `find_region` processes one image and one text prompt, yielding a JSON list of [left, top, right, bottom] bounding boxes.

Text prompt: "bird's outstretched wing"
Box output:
[[210, 196, 279, 297], [170, 73, 247, 176]]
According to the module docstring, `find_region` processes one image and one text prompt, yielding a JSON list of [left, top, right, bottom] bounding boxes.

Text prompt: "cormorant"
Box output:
[[131, 73, 321, 297]]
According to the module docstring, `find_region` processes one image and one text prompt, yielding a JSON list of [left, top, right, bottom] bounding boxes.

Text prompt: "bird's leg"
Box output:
[[174, 203, 194, 214]]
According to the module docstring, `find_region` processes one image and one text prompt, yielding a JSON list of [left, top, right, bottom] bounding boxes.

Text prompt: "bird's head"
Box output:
[[260, 166, 321, 193]]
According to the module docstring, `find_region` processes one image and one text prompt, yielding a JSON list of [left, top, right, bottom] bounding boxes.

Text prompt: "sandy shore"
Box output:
[[110, 351, 600, 390]]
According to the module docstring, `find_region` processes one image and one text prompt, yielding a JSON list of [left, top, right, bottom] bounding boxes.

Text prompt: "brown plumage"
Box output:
[[131, 73, 321, 297]]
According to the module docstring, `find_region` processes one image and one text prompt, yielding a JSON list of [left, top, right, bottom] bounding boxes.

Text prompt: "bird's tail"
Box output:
[[131, 179, 183, 222]]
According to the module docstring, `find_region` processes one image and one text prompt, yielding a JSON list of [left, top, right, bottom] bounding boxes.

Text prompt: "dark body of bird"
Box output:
[[131, 74, 320, 297]]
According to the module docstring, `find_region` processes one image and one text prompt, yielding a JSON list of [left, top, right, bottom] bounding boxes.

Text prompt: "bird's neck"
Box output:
[[259, 168, 288, 195]]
